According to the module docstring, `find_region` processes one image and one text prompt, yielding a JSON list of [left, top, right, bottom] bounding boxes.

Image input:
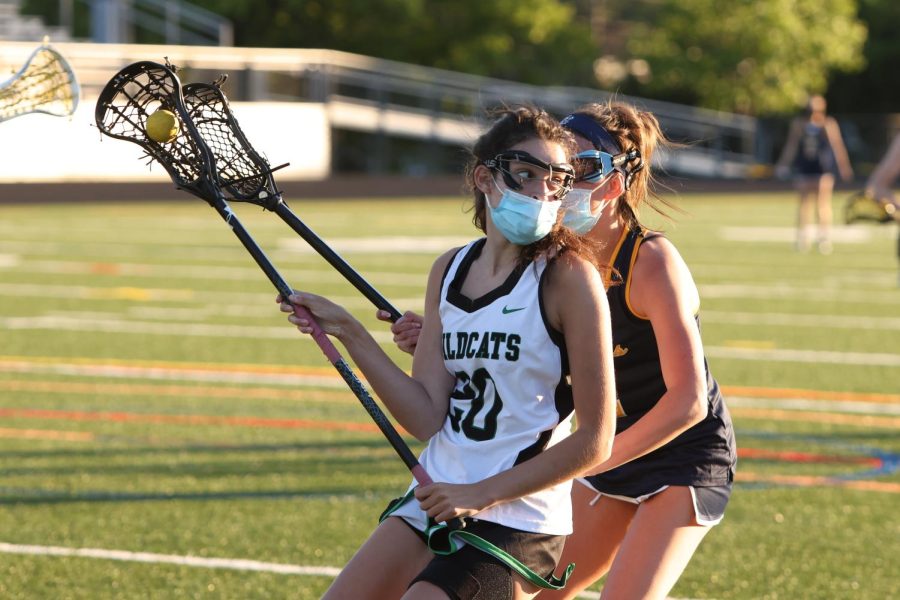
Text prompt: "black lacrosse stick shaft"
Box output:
[[178, 80, 404, 323], [273, 201, 403, 322], [205, 195, 427, 480], [210, 195, 464, 529]]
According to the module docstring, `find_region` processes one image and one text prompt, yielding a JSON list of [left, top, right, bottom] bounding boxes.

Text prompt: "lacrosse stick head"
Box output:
[[94, 61, 218, 202], [182, 78, 282, 209], [844, 190, 897, 224], [0, 42, 80, 123]]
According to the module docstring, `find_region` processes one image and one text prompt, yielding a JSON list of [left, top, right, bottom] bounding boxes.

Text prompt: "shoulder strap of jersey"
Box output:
[[440, 238, 483, 293], [611, 227, 663, 283]]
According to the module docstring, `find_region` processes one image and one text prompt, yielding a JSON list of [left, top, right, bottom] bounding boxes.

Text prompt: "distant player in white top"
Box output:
[[279, 106, 616, 600]]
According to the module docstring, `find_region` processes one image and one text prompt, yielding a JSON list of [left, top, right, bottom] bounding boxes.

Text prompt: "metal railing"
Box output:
[[83, 0, 232, 46]]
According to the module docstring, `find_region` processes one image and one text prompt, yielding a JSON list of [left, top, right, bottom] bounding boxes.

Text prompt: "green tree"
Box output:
[[827, 0, 900, 113], [193, 0, 596, 86], [600, 0, 867, 115], [22, 0, 879, 116]]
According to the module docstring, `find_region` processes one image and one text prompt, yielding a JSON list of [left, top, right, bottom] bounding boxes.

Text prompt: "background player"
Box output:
[[775, 94, 854, 254]]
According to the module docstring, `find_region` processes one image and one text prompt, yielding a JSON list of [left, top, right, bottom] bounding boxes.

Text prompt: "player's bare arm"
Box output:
[[585, 236, 708, 476], [285, 250, 457, 441]]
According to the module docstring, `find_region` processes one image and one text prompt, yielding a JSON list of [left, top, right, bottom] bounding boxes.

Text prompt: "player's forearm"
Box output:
[[478, 428, 610, 509], [585, 388, 706, 476]]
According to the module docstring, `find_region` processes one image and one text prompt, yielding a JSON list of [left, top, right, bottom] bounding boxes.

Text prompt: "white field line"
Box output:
[[0, 542, 693, 599], [0, 217, 239, 235], [0, 283, 423, 312], [726, 396, 900, 416], [6, 258, 429, 286], [3, 309, 900, 367], [4, 314, 900, 367], [0, 360, 353, 389], [277, 236, 472, 254], [717, 225, 897, 243], [0, 315, 388, 344], [705, 346, 900, 367], [698, 283, 899, 305], [3, 275, 897, 309], [34, 304, 900, 332], [0, 542, 340, 577], [0, 236, 464, 261], [0, 240, 254, 262], [702, 310, 900, 331]]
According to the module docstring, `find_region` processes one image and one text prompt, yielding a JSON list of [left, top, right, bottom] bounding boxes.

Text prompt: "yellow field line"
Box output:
[[0, 427, 94, 442], [729, 407, 900, 429], [737, 471, 900, 494]]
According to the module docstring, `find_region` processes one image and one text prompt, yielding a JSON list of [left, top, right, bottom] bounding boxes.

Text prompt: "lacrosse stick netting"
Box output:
[[181, 79, 403, 321], [844, 190, 897, 224], [94, 61, 217, 199], [0, 42, 80, 123]]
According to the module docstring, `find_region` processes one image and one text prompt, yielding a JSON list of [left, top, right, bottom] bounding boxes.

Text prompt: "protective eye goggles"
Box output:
[[573, 149, 641, 184], [561, 113, 644, 188], [483, 151, 575, 200]]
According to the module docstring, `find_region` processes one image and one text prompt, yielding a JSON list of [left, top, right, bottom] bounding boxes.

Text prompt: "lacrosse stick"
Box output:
[[844, 190, 897, 224], [180, 78, 403, 322], [0, 39, 79, 123], [94, 61, 448, 506]]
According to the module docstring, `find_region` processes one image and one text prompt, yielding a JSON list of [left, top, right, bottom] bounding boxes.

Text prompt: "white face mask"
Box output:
[[561, 185, 610, 235]]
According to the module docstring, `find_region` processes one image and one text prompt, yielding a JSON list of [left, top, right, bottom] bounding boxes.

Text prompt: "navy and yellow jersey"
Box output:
[[584, 227, 736, 496], [794, 121, 836, 176]]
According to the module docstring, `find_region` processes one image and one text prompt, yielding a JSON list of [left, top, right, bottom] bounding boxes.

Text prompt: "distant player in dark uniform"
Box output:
[[775, 94, 854, 254], [380, 101, 739, 600]]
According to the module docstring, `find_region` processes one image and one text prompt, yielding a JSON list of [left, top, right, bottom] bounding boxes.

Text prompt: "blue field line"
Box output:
[[736, 429, 900, 485]]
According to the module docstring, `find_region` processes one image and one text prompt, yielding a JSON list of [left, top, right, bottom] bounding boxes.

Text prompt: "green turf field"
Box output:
[[0, 192, 897, 599]]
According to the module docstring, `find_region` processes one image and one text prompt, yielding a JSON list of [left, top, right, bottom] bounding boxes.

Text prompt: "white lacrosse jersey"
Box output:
[[392, 238, 576, 535]]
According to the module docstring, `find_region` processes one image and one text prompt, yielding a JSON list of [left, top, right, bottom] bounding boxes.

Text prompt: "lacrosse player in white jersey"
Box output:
[[279, 105, 616, 600]]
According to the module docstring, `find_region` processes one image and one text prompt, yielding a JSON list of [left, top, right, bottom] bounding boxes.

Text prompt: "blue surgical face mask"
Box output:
[[561, 187, 610, 235], [487, 183, 561, 245]]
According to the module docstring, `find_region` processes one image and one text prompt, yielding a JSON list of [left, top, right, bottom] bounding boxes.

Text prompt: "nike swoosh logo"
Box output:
[[613, 344, 629, 357], [502, 306, 527, 314]]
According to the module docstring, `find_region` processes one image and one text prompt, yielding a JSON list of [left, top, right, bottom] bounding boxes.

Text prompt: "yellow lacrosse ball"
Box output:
[[146, 109, 179, 143]]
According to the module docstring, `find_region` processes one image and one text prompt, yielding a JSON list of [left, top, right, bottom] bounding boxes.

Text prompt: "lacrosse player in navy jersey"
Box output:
[[280, 106, 617, 600], [775, 94, 854, 254], [381, 101, 738, 600]]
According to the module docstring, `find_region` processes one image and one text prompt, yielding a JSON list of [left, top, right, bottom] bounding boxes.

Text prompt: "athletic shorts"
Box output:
[[394, 516, 565, 600], [575, 478, 732, 526]]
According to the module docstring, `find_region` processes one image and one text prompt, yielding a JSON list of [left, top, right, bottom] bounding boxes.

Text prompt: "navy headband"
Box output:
[[560, 113, 621, 154]]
